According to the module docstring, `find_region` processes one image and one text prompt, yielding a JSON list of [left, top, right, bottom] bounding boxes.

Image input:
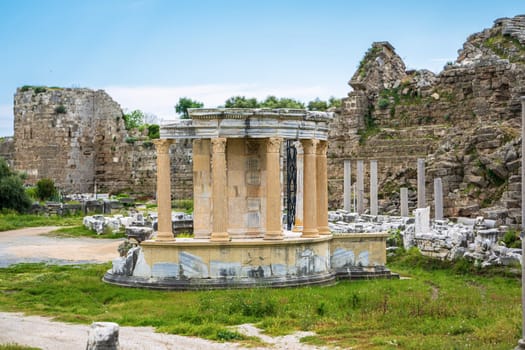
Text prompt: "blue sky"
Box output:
[[0, 0, 523, 136]]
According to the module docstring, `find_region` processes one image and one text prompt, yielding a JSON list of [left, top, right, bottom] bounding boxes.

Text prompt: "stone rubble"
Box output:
[[329, 209, 522, 267]]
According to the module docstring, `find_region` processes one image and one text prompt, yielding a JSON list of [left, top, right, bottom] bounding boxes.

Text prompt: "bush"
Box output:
[[378, 98, 390, 110], [0, 157, 32, 213], [35, 178, 57, 201], [501, 229, 521, 248], [147, 124, 160, 139], [54, 105, 67, 114]]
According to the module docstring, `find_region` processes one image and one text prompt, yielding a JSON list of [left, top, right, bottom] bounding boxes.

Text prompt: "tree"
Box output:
[[328, 97, 342, 108], [123, 110, 144, 130], [36, 178, 57, 201], [224, 96, 259, 108], [175, 97, 204, 119], [307, 98, 329, 111], [260, 96, 305, 109], [0, 157, 32, 212]]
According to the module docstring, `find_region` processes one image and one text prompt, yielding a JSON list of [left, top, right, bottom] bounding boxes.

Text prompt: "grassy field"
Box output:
[[0, 249, 521, 349], [46, 225, 126, 239], [0, 213, 83, 232]]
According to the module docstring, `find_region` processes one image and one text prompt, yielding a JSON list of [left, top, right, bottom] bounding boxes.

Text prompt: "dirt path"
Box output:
[[0, 226, 122, 267], [0, 227, 327, 349]]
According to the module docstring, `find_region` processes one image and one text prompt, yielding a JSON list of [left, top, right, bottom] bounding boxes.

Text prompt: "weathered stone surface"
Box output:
[[86, 322, 119, 350], [328, 15, 525, 227]]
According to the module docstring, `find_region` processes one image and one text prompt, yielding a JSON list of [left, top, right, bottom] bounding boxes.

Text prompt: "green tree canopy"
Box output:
[[122, 110, 145, 130], [307, 98, 329, 111], [175, 97, 204, 119], [224, 96, 259, 108], [0, 157, 32, 212]]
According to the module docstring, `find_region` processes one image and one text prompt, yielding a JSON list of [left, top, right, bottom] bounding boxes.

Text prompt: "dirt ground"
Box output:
[[0, 227, 327, 349]]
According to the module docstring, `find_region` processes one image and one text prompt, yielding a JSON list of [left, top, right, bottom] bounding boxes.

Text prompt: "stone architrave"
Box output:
[[370, 160, 378, 216], [210, 138, 229, 242], [417, 158, 426, 208], [293, 141, 304, 232], [153, 139, 174, 241], [356, 160, 364, 215], [316, 140, 330, 235], [414, 207, 431, 234], [434, 177, 443, 220], [343, 159, 351, 212], [301, 139, 319, 238], [265, 137, 283, 240], [400, 187, 409, 217]]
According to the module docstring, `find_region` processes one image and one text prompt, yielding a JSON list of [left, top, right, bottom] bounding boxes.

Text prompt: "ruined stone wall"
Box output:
[[13, 87, 194, 199], [0, 137, 14, 167], [328, 15, 525, 226]]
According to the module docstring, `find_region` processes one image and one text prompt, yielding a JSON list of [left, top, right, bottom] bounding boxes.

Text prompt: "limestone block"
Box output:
[[86, 322, 119, 350]]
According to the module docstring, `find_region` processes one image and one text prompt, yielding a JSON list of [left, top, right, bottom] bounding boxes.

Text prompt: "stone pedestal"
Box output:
[[414, 207, 431, 234], [370, 160, 378, 216], [343, 159, 351, 212], [211, 138, 229, 242], [153, 139, 174, 241], [264, 138, 283, 240], [316, 141, 330, 235], [301, 139, 319, 238]]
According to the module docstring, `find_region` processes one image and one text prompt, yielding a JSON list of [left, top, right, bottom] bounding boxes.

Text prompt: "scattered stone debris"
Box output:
[[86, 322, 119, 350], [329, 209, 522, 267]]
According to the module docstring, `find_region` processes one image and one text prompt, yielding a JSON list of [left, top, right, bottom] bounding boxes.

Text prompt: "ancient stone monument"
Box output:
[[104, 108, 392, 289]]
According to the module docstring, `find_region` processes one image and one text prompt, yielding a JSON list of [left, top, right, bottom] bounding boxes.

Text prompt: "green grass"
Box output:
[[0, 213, 83, 232], [0, 345, 40, 350], [0, 251, 521, 349], [46, 225, 126, 239]]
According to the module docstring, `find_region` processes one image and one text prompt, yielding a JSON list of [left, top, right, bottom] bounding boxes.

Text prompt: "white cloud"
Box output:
[[104, 84, 337, 122], [0, 104, 13, 137]]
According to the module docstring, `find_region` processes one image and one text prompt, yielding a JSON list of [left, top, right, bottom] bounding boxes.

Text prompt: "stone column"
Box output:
[[153, 139, 174, 241], [265, 137, 283, 240], [316, 140, 330, 235], [192, 139, 212, 239], [343, 159, 351, 212], [301, 139, 319, 238], [400, 187, 409, 217], [356, 160, 364, 215], [417, 158, 426, 208], [370, 160, 378, 216], [293, 141, 304, 232], [517, 96, 525, 350], [211, 137, 229, 242], [434, 177, 443, 220]]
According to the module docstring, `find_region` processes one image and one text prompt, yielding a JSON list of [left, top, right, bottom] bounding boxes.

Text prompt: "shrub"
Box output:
[[501, 229, 521, 248], [0, 157, 32, 213], [54, 105, 67, 114], [35, 178, 57, 201], [378, 98, 390, 110], [34, 86, 47, 94], [147, 124, 160, 139]]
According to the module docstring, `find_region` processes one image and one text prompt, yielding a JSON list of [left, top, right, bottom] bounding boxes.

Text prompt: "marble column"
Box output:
[[370, 160, 378, 216], [434, 177, 443, 220], [356, 160, 364, 215], [265, 137, 283, 240], [400, 187, 409, 217], [343, 159, 351, 212], [210, 137, 229, 242], [293, 141, 304, 232], [192, 139, 212, 239], [316, 140, 330, 235], [301, 139, 319, 238], [153, 139, 174, 241], [417, 158, 426, 208]]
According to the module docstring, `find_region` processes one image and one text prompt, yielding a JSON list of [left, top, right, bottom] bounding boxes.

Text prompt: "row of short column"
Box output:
[[342, 158, 444, 218], [154, 137, 330, 242]]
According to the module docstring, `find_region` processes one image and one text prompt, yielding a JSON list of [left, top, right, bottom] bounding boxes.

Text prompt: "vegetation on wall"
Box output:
[[482, 33, 525, 64]]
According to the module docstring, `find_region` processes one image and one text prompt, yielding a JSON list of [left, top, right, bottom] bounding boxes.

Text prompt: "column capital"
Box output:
[[153, 139, 172, 154], [315, 140, 327, 156], [300, 139, 319, 155], [211, 137, 227, 153], [266, 137, 282, 153]]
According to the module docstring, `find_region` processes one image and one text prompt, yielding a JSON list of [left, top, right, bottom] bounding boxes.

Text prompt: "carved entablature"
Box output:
[[160, 108, 334, 141]]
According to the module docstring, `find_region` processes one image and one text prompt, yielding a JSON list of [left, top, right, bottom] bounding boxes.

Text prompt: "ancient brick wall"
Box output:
[[0, 137, 14, 167], [13, 87, 194, 199]]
